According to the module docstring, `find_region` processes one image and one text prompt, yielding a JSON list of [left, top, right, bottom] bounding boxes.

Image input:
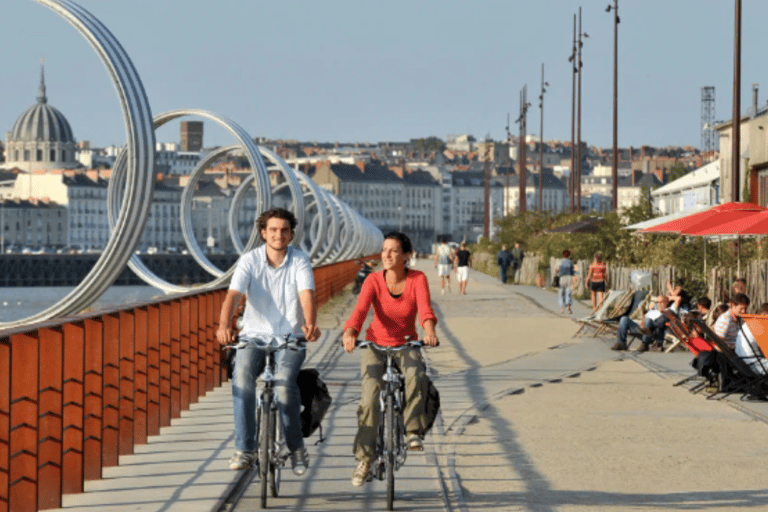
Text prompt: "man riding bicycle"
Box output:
[[217, 208, 320, 475], [343, 231, 439, 487]]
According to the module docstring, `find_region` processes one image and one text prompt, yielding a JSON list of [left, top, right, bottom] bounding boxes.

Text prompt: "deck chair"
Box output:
[[572, 289, 627, 337], [690, 318, 768, 400], [736, 315, 768, 377], [665, 311, 718, 391], [594, 289, 650, 342]]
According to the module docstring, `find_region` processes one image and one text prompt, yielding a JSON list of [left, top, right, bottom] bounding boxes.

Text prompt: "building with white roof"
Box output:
[[651, 160, 720, 215]]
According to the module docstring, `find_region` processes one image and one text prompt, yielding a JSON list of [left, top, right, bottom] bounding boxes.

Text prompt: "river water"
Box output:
[[0, 285, 165, 324]]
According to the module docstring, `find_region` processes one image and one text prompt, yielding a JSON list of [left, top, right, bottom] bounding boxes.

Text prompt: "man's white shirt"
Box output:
[[230, 245, 314, 340]]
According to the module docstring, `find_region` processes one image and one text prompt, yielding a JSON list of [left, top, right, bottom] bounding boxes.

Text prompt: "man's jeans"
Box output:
[[499, 266, 508, 283], [232, 344, 305, 453], [617, 316, 657, 347], [558, 278, 573, 310]]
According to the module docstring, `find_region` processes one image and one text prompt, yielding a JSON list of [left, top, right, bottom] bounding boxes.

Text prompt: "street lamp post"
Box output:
[[516, 86, 532, 213], [607, 0, 619, 210], [538, 63, 548, 212], [569, 14, 577, 213], [732, 0, 742, 202], [576, 7, 589, 214]]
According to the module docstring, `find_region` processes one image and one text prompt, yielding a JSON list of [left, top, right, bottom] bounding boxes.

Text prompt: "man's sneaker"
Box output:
[[610, 342, 627, 351], [352, 459, 372, 487], [650, 341, 664, 352], [636, 343, 650, 353], [229, 450, 255, 470], [290, 447, 309, 476]]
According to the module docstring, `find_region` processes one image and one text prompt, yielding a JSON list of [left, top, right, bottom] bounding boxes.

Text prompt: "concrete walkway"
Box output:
[[51, 260, 768, 511]]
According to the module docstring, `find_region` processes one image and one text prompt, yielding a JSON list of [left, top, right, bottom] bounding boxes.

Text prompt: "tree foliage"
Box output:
[[411, 137, 445, 152]]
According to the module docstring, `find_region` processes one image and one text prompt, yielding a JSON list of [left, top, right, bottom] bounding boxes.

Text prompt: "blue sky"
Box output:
[[2, 0, 767, 150]]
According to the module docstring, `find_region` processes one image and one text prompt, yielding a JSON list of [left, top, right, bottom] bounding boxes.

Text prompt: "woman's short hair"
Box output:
[[383, 231, 413, 254], [256, 207, 297, 239], [563, 249, 571, 258]]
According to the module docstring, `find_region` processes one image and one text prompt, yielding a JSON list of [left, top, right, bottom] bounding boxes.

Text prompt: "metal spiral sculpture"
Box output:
[[0, 0, 383, 329]]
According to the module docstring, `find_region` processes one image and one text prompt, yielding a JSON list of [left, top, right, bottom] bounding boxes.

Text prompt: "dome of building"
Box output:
[[2, 61, 78, 172], [10, 65, 74, 143]]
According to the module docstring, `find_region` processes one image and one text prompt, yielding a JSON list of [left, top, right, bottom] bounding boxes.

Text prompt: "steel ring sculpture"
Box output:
[[2, 0, 383, 327], [106, 110, 275, 294], [0, 0, 156, 329]]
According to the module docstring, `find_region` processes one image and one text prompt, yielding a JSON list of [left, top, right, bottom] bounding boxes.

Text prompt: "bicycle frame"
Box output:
[[227, 335, 306, 509], [356, 339, 433, 510]]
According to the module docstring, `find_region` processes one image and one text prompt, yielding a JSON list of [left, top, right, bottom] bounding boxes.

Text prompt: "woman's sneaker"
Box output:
[[352, 459, 372, 487], [228, 450, 255, 470]]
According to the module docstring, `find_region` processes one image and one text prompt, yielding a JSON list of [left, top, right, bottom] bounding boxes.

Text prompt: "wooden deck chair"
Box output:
[[572, 289, 626, 337], [690, 318, 768, 400], [594, 289, 650, 340]]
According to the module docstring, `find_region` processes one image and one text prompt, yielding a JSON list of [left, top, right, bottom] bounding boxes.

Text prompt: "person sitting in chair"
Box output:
[[611, 295, 675, 353], [713, 293, 750, 349]]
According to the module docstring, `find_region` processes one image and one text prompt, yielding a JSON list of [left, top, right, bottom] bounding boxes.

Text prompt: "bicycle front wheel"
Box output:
[[269, 403, 280, 497], [259, 392, 272, 509], [385, 393, 395, 511]]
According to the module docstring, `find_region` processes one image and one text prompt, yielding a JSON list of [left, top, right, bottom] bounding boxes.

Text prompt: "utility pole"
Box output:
[[732, 0, 742, 202], [538, 63, 548, 212], [483, 135, 492, 239], [517, 86, 531, 213], [569, 14, 577, 213], [607, 0, 619, 210]]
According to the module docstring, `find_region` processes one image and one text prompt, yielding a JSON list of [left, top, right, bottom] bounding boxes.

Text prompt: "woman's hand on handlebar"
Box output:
[[343, 328, 358, 353], [422, 332, 439, 347]]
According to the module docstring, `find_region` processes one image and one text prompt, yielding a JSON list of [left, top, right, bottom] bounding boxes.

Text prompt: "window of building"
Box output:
[[50, 149, 56, 161]]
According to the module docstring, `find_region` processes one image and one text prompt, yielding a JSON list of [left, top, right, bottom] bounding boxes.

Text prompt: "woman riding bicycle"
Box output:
[[342, 231, 439, 487]]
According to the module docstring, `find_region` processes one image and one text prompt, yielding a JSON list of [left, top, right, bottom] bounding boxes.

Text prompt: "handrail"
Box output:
[[0, 256, 376, 512]]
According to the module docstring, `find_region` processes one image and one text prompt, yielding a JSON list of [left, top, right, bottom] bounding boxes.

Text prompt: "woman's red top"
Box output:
[[344, 269, 437, 346], [589, 262, 607, 282]]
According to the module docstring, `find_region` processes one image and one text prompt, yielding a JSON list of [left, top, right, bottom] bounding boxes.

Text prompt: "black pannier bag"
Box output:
[[418, 378, 440, 436], [297, 368, 332, 440]]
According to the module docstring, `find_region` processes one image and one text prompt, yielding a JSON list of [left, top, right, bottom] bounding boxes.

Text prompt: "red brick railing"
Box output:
[[0, 256, 376, 512]]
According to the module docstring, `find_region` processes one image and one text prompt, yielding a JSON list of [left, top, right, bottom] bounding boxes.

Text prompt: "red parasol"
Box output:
[[639, 202, 767, 235], [691, 209, 768, 236]]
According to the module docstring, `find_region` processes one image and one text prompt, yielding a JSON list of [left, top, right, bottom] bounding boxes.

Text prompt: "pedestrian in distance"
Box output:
[[216, 207, 321, 475], [555, 249, 576, 314], [585, 251, 607, 312], [434, 237, 454, 294], [343, 231, 439, 487], [454, 241, 472, 295], [510, 242, 524, 285], [495, 245, 512, 284]]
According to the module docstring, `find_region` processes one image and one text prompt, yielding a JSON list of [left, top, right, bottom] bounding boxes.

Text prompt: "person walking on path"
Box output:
[[496, 245, 512, 284], [343, 231, 439, 487], [510, 243, 524, 285], [216, 207, 321, 475], [454, 241, 472, 295], [434, 238, 454, 294], [586, 251, 607, 311], [555, 249, 576, 314]]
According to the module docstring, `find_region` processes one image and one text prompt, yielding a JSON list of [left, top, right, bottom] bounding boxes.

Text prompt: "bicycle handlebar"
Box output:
[[223, 335, 307, 351], [354, 339, 439, 350]]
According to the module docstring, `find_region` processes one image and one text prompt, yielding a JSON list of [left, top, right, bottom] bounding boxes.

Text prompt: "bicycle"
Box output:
[[355, 338, 436, 511], [227, 335, 306, 509]]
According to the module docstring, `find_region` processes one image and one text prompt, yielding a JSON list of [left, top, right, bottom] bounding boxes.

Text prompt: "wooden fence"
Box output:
[[475, 250, 768, 310]]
